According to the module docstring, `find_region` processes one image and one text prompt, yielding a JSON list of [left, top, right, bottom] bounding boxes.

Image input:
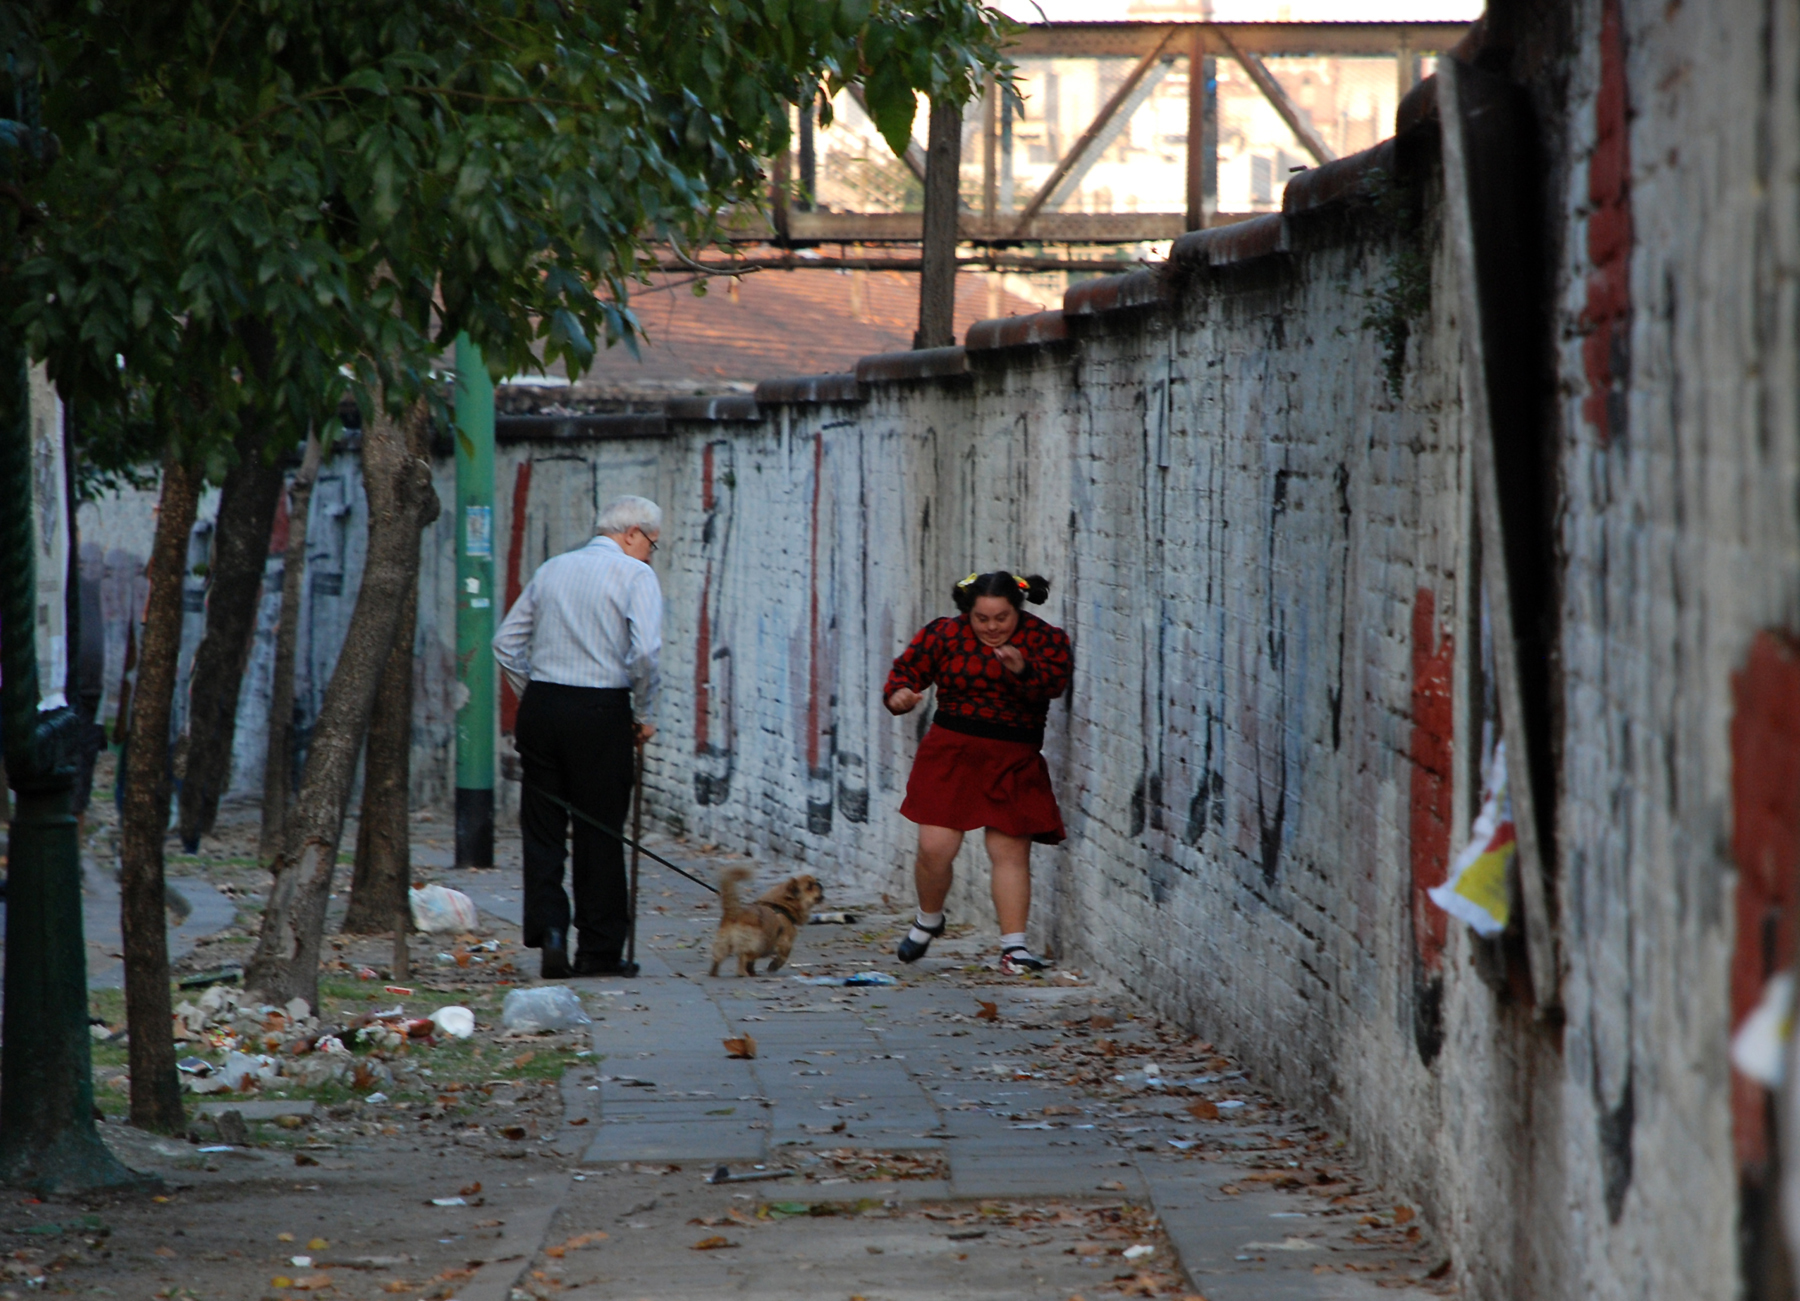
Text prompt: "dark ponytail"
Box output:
[[952, 570, 1052, 613]]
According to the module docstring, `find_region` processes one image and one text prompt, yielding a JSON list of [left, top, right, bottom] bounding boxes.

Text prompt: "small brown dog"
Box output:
[[709, 866, 824, 977]]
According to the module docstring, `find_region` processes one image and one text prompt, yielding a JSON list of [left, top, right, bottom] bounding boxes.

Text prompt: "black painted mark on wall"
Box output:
[[1598, 1071, 1634, 1223], [1412, 965, 1445, 1066], [1256, 461, 1291, 884], [1329, 462, 1351, 751]]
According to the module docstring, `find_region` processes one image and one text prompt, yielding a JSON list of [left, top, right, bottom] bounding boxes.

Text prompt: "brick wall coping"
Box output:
[[1170, 213, 1288, 268], [751, 372, 863, 406], [1062, 267, 1175, 318], [493, 411, 668, 444], [964, 309, 1070, 352], [664, 394, 761, 422], [854, 345, 970, 384]]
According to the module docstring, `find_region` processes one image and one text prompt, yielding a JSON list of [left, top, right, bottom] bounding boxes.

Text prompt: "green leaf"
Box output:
[[862, 58, 918, 159]]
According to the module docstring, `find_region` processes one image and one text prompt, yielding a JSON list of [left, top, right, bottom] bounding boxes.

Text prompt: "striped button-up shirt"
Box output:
[[492, 535, 663, 721]]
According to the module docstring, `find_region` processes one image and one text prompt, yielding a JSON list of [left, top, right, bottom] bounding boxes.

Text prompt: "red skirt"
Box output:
[[901, 725, 1066, 845]]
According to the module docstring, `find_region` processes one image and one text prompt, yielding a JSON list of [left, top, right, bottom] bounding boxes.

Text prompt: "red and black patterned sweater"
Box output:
[[883, 612, 1073, 746]]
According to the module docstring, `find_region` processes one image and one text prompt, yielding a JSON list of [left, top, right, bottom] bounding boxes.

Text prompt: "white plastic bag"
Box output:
[[502, 985, 592, 1033], [409, 884, 480, 934], [430, 1005, 477, 1039]]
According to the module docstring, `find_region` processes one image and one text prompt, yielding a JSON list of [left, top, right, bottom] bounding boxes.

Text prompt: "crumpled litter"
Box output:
[[791, 972, 899, 987], [409, 883, 480, 934], [430, 1006, 476, 1039], [502, 985, 591, 1032]]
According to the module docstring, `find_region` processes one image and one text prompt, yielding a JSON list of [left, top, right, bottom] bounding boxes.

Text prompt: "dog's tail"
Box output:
[[718, 865, 752, 919]]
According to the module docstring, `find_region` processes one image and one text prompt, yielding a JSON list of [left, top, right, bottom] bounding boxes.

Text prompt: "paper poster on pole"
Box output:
[[27, 363, 69, 710]]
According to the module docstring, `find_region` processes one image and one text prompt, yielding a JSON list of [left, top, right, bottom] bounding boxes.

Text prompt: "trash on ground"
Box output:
[[177, 966, 242, 991], [791, 972, 899, 987], [708, 1165, 794, 1184], [429, 1197, 466, 1207], [808, 912, 860, 924], [500, 985, 591, 1032], [409, 883, 480, 934], [429, 1005, 476, 1039]]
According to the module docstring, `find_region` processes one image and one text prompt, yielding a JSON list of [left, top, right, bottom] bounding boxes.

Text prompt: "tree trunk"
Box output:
[[175, 416, 285, 852], [342, 537, 420, 933], [244, 401, 437, 1010], [914, 97, 964, 350], [118, 445, 204, 1133], [258, 431, 321, 867]]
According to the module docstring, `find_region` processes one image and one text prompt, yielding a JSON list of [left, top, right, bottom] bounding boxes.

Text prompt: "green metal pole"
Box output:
[[453, 333, 495, 867], [0, 350, 145, 1193]]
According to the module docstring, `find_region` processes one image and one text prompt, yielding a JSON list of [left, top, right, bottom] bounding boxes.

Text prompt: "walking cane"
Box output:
[[626, 735, 645, 967]]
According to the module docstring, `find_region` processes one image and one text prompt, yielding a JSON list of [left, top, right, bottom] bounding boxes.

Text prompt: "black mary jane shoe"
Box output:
[[896, 916, 947, 964], [573, 954, 641, 977], [540, 929, 574, 980]]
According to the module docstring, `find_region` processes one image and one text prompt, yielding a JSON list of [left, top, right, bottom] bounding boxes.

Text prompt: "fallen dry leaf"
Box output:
[[500, 1125, 527, 1141], [1220, 1184, 1241, 1195], [976, 1001, 998, 1022], [723, 1036, 758, 1059], [294, 1152, 319, 1167], [568, 1116, 589, 1126], [1091, 1014, 1115, 1030], [1186, 1100, 1219, 1121], [1393, 1205, 1416, 1225], [154, 1246, 176, 1258], [307, 1238, 328, 1251], [459, 1182, 482, 1197], [381, 1284, 413, 1295], [545, 1230, 609, 1258], [291, 1276, 333, 1292], [691, 1235, 739, 1251], [512, 1051, 537, 1069]]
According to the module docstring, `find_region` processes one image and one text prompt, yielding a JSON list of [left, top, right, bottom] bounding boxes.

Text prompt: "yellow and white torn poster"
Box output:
[[1429, 741, 1514, 937]]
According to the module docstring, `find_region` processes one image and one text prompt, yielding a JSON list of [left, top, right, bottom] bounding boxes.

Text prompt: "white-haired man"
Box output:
[[493, 494, 663, 978]]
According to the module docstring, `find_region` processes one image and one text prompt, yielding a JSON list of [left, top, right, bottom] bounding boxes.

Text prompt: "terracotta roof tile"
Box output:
[[578, 269, 1048, 385]]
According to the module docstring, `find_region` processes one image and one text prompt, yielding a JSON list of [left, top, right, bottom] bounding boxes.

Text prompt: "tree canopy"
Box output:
[[10, 0, 1016, 456]]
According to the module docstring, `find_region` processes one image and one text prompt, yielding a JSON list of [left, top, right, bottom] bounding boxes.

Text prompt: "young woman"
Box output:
[[883, 570, 1072, 974]]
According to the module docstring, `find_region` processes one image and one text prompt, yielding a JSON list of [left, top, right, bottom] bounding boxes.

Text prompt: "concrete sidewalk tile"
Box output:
[[582, 1121, 766, 1164]]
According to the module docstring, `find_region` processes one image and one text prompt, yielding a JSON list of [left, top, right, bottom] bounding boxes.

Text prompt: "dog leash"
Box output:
[[515, 759, 720, 895]]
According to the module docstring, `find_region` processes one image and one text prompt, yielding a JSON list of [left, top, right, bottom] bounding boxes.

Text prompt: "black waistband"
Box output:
[[931, 711, 1043, 748], [525, 683, 631, 702]]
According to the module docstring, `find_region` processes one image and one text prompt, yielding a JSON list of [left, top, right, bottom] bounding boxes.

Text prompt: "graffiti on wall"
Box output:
[[694, 440, 736, 806]]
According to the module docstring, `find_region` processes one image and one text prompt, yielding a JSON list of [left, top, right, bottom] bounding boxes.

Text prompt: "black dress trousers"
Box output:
[[514, 682, 635, 959]]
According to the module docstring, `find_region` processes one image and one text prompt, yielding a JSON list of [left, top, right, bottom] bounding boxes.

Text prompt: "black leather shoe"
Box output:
[[540, 929, 573, 980], [896, 916, 947, 964], [573, 954, 640, 977]]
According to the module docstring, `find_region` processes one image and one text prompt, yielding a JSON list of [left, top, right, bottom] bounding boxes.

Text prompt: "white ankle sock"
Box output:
[[907, 911, 945, 945], [999, 932, 1027, 952]]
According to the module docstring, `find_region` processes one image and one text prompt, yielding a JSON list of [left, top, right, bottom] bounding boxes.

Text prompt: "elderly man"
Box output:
[[493, 495, 663, 978]]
